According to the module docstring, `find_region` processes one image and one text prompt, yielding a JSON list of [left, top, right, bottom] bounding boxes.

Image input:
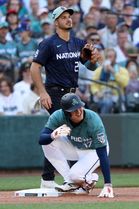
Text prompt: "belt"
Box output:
[[46, 86, 76, 93]]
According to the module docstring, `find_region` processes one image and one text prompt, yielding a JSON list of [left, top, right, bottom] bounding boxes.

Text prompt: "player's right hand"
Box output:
[[51, 124, 71, 140], [40, 92, 52, 110]]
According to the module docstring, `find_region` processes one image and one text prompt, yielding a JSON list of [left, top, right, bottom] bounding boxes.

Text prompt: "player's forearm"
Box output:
[[39, 127, 53, 145], [96, 146, 111, 184], [30, 62, 46, 94]]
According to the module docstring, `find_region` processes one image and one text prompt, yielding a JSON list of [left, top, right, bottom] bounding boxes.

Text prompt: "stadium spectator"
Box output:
[[71, 5, 83, 36], [16, 22, 38, 64], [37, 7, 49, 22], [90, 48, 129, 113], [0, 64, 6, 79], [81, 0, 111, 15], [83, 13, 97, 29], [98, 11, 118, 48], [1, 0, 28, 19], [39, 18, 54, 41], [22, 83, 49, 115], [133, 27, 139, 48], [88, 6, 101, 28], [86, 32, 104, 50], [14, 62, 32, 98], [47, 0, 56, 12], [6, 9, 20, 41], [120, 3, 139, 33], [97, 7, 110, 29], [77, 63, 93, 109], [112, 0, 124, 14], [0, 77, 23, 115], [23, 0, 47, 14], [0, 21, 17, 81], [28, 0, 42, 38], [126, 59, 139, 75], [114, 28, 133, 67], [125, 59, 139, 112]]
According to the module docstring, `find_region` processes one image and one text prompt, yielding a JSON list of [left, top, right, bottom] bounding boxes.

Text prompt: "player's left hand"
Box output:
[[81, 43, 103, 65], [98, 183, 114, 198]]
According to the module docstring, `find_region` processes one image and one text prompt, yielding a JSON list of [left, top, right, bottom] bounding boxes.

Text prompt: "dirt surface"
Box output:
[[0, 188, 139, 204]]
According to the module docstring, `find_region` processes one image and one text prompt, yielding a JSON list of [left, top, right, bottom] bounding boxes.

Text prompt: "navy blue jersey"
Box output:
[[33, 33, 86, 87]]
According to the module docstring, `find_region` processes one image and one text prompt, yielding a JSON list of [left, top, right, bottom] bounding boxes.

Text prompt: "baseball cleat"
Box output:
[[73, 187, 87, 194], [83, 173, 99, 193], [55, 182, 80, 192], [40, 179, 60, 189], [84, 180, 97, 193]]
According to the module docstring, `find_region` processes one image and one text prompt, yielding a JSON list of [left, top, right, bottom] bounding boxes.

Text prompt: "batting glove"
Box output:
[[98, 183, 114, 198], [51, 124, 71, 140]]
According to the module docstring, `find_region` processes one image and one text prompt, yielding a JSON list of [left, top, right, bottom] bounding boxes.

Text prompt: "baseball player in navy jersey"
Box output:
[[30, 6, 102, 188], [39, 93, 114, 198]]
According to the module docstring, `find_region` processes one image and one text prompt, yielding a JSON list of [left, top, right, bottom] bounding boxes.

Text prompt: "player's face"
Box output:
[[70, 107, 84, 123], [56, 12, 73, 30]]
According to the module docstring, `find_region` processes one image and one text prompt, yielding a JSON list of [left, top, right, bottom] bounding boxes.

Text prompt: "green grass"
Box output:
[[0, 203, 139, 209], [0, 171, 139, 191], [0, 171, 139, 208]]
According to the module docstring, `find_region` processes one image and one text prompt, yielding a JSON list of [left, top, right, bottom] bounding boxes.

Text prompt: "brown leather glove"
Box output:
[[81, 43, 103, 64]]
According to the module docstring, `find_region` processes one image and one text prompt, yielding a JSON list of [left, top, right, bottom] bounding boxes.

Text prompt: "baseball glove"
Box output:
[[34, 97, 41, 111], [51, 124, 71, 140], [81, 43, 103, 64]]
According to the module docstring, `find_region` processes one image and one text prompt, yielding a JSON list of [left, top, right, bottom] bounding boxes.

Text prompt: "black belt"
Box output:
[[46, 86, 76, 93]]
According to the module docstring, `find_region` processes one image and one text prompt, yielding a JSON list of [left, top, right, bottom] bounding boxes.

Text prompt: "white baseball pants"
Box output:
[[42, 137, 109, 183]]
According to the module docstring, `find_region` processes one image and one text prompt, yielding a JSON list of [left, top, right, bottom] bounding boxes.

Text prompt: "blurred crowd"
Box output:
[[0, 0, 139, 115]]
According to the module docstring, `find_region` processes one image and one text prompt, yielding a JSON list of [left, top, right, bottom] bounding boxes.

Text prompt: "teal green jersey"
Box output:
[[0, 41, 17, 59], [16, 38, 38, 61], [45, 109, 108, 150]]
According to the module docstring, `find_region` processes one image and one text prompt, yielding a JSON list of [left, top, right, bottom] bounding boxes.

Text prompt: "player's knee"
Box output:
[[69, 170, 81, 183]]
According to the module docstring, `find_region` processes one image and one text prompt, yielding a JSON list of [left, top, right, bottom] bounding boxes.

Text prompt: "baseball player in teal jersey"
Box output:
[[39, 93, 114, 198]]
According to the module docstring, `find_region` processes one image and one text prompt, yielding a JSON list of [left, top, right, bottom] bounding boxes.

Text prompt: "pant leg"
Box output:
[[42, 136, 79, 182], [69, 145, 109, 184], [69, 149, 100, 183]]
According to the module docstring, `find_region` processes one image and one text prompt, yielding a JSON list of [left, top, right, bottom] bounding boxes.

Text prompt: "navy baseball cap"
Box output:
[[61, 93, 85, 112], [52, 6, 74, 21], [18, 22, 30, 32]]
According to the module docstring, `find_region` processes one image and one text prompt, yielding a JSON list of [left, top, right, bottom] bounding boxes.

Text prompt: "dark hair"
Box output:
[[0, 76, 14, 93], [86, 32, 100, 39], [17, 62, 31, 82], [7, 0, 22, 11], [86, 25, 97, 31], [117, 27, 128, 34], [125, 59, 138, 68]]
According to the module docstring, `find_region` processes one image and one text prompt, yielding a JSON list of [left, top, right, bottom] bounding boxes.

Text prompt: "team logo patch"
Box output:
[[72, 98, 79, 106], [97, 133, 105, 144], [34, 49, 39, 58]]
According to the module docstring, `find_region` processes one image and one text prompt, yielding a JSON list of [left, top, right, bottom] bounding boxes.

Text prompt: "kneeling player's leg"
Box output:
[[42, 137, 78, 183], [69, 149, 100, 184]]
